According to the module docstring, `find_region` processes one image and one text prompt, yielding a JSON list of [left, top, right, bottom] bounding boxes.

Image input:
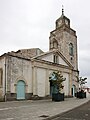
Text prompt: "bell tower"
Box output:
[[56, 7, 70, 29], [49, 8, 78, 71]]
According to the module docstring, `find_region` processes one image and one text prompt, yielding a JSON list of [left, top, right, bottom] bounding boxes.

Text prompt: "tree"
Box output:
[[77, 76, 87, 90], [49, 71, 66, 93]]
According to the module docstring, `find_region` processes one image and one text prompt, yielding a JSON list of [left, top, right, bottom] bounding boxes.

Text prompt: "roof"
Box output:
[[0, 48, 44, 60]]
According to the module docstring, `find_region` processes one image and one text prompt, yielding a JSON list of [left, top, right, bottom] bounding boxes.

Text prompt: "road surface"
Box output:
[[51, 100, 90, 120]]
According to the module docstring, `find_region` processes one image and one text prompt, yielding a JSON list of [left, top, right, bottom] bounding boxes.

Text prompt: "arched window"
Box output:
[[53, 54, 58, 64], [69, 43, 73, 56], [53, 41, 58, 49], [50, 38, 58, 49]]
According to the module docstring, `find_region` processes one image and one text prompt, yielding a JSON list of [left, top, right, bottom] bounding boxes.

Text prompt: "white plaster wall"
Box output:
[[41, 54, 53, 62], [40, 53, 68, 67], [33, 61, 72, 97], [63, 73, 69, 96], [0, 58, 5, 68], [37, 68, 46, 97], [22, 61, 32, 93], [0, 57, 5, 96], [10, 57, 32, 93], [11, 83, 15, 93], [45, 69, 50, 95], [58, 56, 68, 66]]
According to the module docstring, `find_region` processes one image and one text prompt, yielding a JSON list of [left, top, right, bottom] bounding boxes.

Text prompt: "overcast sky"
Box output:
[[0, 0, 90, 87]]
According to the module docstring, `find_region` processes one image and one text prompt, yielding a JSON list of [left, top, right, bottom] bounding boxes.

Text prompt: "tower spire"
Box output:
[[62, 5, 64, 16]]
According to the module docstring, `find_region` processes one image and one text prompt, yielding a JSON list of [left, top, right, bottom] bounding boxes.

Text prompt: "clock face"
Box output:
[[58, 20, 62, 26], [65, 19, 68, 25]]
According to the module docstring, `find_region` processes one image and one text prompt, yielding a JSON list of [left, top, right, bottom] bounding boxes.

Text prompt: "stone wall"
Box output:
[[50, 29, 78, 70], [6, 55, 33, 100]]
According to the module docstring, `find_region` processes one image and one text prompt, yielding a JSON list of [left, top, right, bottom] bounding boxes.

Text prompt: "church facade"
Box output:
[[0, 10, 79, 101]]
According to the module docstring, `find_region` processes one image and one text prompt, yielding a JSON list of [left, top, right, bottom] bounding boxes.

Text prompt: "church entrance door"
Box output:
[[17, 80, 25, 100], [50, 81, 58, 96], [72, 85, 76, 97]]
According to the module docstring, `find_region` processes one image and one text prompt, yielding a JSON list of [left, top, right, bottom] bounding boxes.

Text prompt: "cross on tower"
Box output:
[[62, 5, 64, 15]]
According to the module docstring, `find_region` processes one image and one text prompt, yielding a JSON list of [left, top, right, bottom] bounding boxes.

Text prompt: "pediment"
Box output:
[[32, 50, 73, 68]]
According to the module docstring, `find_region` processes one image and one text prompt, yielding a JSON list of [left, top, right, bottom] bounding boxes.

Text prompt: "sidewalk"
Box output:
[[0, 94, 90, 120], [31, 94, 90, 120]]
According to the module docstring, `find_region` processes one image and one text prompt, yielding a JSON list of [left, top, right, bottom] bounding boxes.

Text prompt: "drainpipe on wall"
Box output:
[[4, 56, 6, 102]]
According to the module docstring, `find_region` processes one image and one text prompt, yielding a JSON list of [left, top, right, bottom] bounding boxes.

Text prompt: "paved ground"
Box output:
[[0, 93, 90, 120], [50, 100, 90, 120]]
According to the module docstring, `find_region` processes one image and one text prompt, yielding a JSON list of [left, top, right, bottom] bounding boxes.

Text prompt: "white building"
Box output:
[[0, 9, 79, 101]]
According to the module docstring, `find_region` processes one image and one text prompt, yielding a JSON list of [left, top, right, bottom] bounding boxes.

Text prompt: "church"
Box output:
[[0, 9, 79, 101]]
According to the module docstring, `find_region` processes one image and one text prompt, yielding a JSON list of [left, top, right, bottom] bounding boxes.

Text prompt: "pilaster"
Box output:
[[32, 67, 37, 95]]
